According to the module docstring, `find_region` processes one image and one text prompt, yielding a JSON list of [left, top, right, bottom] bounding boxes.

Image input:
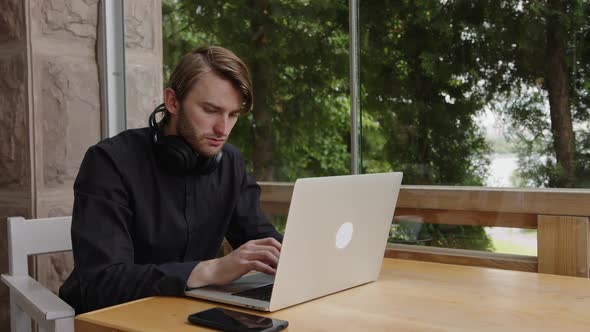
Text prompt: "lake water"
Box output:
[[484, 153, 538, 256], [486, 153, 518, 187]]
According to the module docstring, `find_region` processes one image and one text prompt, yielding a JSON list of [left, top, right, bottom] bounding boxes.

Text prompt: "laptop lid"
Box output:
[[268, 172, 402, 311]]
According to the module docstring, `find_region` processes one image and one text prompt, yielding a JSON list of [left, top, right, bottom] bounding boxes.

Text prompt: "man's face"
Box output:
[[176, 70, 242, 157]]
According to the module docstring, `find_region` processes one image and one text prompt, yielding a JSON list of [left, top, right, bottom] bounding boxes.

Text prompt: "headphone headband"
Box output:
[[148, 103, 222, 174]]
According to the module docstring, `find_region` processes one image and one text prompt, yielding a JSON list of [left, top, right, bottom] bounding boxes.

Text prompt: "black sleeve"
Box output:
[[70, 146, 198, 313], [225, 158, 283, 249]]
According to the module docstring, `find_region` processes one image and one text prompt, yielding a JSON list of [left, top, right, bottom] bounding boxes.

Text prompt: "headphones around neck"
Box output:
[[149, 103, 223, 174]]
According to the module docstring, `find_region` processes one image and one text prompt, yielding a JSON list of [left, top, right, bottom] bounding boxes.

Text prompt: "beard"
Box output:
[[176, 106, 222, 158]]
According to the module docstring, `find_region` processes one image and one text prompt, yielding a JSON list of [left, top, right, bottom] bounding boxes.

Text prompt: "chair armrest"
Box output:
[[1, 274, 74, 321]]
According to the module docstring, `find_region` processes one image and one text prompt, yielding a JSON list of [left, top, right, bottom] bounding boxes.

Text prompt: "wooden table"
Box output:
[[75, 258, 590, 331]]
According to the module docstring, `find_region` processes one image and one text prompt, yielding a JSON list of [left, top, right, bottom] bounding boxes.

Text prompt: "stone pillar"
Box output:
[[0, 0, 31, 328], [125, 0, 163, 129], [30, 0, 102, 297], [0, 1, 162, 330]]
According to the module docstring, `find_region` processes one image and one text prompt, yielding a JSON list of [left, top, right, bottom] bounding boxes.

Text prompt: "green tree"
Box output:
[[163, 0, 351, 181], [450, 0, 590, 188], [359, 1, 491, 186], [162, 1, 510, 251]]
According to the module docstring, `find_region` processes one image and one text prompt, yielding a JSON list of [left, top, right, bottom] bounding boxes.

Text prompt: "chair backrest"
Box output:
[[6, 216, 72, 276]]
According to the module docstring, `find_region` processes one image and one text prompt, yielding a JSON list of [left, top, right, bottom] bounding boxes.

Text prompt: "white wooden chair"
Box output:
[[1, 216, 75, 332]]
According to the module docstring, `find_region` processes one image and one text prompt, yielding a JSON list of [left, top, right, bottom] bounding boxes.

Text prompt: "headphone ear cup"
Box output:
[[155, 135, 198, 173], [195, 150, 223, 174], [149, 106, 223, 174]]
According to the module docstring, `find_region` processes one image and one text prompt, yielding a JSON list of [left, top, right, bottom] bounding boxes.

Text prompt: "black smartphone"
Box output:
[[188, 307, 289, 332]]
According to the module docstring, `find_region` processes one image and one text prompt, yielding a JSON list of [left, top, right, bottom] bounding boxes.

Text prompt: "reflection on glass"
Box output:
[[220, 308, 273, 329]]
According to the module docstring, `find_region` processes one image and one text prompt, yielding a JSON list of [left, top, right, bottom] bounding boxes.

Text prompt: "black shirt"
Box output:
[[59, 128, 282, 313]]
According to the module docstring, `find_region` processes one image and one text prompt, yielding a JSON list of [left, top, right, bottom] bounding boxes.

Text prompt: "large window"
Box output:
[[162, 1, 590, 256], [359, 1, 590, 189], [359, 1, 590, 255], [163, 0, 351, 183]]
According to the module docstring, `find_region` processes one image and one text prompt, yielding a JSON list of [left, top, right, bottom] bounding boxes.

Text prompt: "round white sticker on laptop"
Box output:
[[335, 222, 353, 249]]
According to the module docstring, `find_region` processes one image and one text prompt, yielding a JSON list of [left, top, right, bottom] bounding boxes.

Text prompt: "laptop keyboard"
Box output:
[[231, 284, 274, 302]]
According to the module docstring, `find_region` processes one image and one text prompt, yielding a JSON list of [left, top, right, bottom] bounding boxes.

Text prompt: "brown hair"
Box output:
[[167, 46, 253, 113]]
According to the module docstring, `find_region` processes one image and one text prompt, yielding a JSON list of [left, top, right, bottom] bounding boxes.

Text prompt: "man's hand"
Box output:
[[187, 237, 281, 288]]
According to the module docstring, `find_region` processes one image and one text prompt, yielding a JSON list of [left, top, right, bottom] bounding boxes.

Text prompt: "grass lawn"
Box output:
[[492, 238, 537, 256], [488, 227, 537, 256]]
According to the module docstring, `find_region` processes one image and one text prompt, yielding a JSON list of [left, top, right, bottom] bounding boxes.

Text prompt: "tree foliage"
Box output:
[[163, 0, 351, 181], [162, 0, 590, 251], [444, 0, 590, 188], [163, 0, 494, 186], [359, 1, 492, 185]]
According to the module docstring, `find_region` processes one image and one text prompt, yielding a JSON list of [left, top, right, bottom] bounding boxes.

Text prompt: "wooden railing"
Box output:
[[259, 183, 590, 278]]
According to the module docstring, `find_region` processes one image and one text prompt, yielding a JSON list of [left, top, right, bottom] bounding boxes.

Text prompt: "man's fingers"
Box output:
[[229, 238, 282, 278], [249, 237, 282, 250], [249, 245, 280, 259], [248, 260, 276, 275], [242, 250, 278, 267]]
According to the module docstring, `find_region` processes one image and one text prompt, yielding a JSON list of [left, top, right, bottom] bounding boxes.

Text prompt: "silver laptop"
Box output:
[[185, 172, 403, 312]]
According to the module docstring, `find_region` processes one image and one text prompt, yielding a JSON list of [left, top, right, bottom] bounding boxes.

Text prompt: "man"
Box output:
[[59, 46, 283, 314]]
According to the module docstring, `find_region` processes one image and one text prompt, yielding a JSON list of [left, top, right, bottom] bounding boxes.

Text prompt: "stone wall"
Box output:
[[125, 0, 163, 129], [0, 0, 31, 328], [31, 0, 101, 298], [0, 1, 163, 330]]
